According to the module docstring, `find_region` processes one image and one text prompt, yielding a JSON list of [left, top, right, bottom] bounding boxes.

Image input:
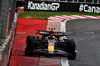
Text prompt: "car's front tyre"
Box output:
[[25, 36, 36, 56], [66, 39, 77, 59]]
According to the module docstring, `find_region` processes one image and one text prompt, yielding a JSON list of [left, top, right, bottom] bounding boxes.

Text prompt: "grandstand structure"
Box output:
[[36, 0, 100, 4]]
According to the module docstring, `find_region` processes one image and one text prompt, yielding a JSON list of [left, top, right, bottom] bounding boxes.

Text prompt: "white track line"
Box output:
[[60, 20, 68, 33], [60, 20, 69, 66], [61, 57, 69, 66]]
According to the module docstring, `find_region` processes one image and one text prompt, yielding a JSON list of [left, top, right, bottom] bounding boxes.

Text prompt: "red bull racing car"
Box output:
[[25, 28, 77, 59]]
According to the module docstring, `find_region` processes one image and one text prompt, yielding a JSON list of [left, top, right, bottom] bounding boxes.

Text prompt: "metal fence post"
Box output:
[[5, 8, 11, 38]]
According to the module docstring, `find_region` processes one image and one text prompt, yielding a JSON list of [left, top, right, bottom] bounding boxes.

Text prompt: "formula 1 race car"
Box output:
[[25, 28, 77, 59]]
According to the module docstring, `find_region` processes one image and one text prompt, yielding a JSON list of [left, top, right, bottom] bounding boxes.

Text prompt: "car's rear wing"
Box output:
[[36, 30, 67, 36], [36, 30, 49, 35]]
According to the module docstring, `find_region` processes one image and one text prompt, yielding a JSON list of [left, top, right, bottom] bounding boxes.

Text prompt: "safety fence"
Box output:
[[0, 0, 16, 66], [0, 0, 16, 45], [0, 0, 25, 65]]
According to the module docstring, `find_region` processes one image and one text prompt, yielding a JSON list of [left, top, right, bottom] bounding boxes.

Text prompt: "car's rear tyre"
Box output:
[[25, 36, 36, 56], [66, 39, 77, 59]]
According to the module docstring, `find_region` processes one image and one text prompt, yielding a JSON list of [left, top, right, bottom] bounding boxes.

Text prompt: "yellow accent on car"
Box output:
[[49, 28, 55, 30], [48, 46, 54, 52]]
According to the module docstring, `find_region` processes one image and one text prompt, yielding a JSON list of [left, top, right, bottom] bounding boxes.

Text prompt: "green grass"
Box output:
[[18, 11, 100, 20]]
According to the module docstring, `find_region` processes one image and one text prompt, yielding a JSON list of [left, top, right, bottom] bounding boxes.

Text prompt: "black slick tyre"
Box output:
[[66, 39, 77, 60], [25, 36, 36, 56]]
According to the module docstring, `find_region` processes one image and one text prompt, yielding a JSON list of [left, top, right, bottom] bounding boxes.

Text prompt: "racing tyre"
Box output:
[[25, 36, 36, 56], [66, 39, 77, 60]]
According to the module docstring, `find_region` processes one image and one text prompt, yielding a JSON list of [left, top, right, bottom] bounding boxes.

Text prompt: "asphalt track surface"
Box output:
[[66, 19, 100, 66]]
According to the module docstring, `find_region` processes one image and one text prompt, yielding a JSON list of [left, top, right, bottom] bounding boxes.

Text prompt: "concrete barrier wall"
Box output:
[[0, 15, 17, 66]]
